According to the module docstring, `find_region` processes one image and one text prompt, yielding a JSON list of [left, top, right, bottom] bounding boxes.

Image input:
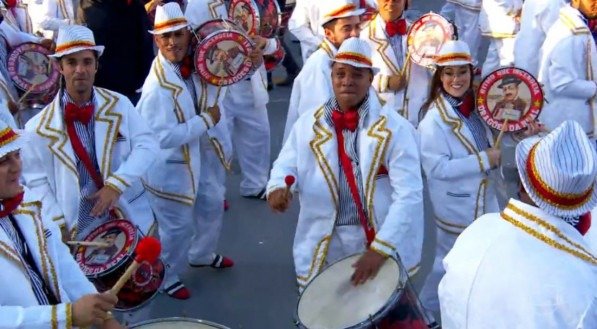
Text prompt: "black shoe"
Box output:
[[242, 188, 267, 200]]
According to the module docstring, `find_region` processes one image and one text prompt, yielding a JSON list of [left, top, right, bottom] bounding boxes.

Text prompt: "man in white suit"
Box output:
[[288, 0, 324, 62], [137, 3, 233, 300], [360, 0, 431, 126], [37, 0, 77, 38], [21, 25, 158, 248], [268, 37, 424, 290], [283, 0, 364, 142], [0, 116, 123, 329], [439, 120, 597, 328]]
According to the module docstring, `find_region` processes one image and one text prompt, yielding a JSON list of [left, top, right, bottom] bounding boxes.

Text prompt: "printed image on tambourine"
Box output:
[[7, 43, 60, 93], [407, 12, 454, 67], [228, 0, 281, 38], [477, 67, 544, 132]]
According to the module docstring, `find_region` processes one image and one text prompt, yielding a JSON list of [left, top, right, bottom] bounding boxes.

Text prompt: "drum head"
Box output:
[[130, 317, 230, 328], [228, 0, 261, 35], [407, 13, 454, 67], [114, 258, 164, 311], [195, 20, 254, 86], [74, 220, 138, 277], [297, 254, 402, 329], [477, 67, 543, 132], [7, 43, 60, 93]]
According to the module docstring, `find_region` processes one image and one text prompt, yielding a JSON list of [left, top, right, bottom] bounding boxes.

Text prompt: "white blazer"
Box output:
[[479, 0, 523, 38], [288, 0, 324, 62], [360, 14, 432, 127], [538, 5, 597, 138], [21, 87, 159, 238], [136, 52, 232, 205], [418, 95, 499, 233], [268, 95, 424, 288], [39, 0, 74, 35], [0, 1, 33, 33], [0, 189, 97, 329]]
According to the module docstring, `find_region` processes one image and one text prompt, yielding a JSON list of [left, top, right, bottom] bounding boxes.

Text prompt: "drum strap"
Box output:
[[332, 111, 375, 246]]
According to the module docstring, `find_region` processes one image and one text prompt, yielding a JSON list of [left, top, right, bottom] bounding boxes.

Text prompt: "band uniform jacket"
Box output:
[[0, 188, 97, 329], [0, 0, 33, 33], [360, 14, 431, 127], [446, 0, 481, 11], [479, 0, 522, 38], [418, 94, 499, 234], [21, 87, 159, 239], [538, 5, 597, 138], [268, 94, 424, 288], [136, 51, 232, 206]]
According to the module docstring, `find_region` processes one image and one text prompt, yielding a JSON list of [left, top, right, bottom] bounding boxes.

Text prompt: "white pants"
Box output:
[[418, 226, 459, 314], [222, 80, 271, 196], [440, 1, 456, 20], [454, 6, 482, 67], [188, 136, 227, 264], [325, 225, 367, 266], [482, 37, 516, 78]]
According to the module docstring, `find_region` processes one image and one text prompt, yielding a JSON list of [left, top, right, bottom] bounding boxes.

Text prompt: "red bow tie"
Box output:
[[0, 191, 24, 218], [576, 212, 591, 236], [65, 102, 94, 125], [332, 109, 359, 132], [5, 0, 16, 8], [386, 19, 407, 38]]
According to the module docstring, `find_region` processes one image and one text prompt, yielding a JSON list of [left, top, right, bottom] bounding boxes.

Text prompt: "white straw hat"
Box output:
[[0, 118, 24, 159], [331, 37, 380, 75], [434, 40, 473, 66], [516, 120, 597, 218], [50, 25, 105, 59], [149, 2, 189, 35], [320, 0, 365, 26]]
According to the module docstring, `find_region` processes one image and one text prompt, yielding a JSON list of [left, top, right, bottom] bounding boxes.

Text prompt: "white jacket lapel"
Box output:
[[93, 88, 121, 179], [309, 107, 340, 208]]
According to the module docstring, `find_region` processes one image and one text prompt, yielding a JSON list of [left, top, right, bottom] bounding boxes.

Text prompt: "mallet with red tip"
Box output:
[[284, 175, 295, 199], [110, 237, 162, 295]]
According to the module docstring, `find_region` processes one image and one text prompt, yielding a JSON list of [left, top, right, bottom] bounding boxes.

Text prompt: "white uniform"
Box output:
[[0, 189, 98, 329], [268, 95, 424, 289], [537, 5, 596, 138], [0, 0, 33, 33], [38, 0, 76, 38], [514, 0, 568, 77], [21, 87, 158, 239], [417, 94, 499, 313], [288, 0, 324, 63], [447, 0, 482, 66], [136, 51, 231, 286], [439, 199, 597, 329], [360, 14, 432, 127], [479, 0, 523, 77]]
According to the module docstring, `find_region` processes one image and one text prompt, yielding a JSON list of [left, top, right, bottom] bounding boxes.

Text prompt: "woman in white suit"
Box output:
[[416, 40, 501, 316]]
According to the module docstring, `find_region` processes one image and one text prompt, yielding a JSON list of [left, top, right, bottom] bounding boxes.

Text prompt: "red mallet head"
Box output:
[[284, 175, 295, 187], [134, 237, 161, 263]]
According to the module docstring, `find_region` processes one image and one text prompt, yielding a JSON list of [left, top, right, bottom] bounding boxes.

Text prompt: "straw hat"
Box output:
[[331, 37, 380, 75], [50, 25, 105, 59], [149, 3, 189, 35], [0, 119, 24, 159], [320, 0, 365, 26], [434, 40, 473, 67], [516, 120, 597, 218]]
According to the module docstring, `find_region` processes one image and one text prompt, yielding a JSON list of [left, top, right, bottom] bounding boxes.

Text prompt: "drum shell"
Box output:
[[129, 317, 231, 328], [264, 39, 285, 72]]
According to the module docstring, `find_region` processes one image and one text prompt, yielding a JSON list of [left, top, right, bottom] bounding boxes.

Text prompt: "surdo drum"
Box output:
[[193, 19, 255, 86], [130, 317, 231, 328], [228, 0, 282, 38], [297, 254, 431, 329], [74, 220, 165, 311]]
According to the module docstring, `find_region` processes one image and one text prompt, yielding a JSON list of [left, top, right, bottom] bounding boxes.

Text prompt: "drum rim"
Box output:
[[74, 219, 139, 278], [113, 258, 165, 312], [7, 42, 60, 93], [295, 253, 406, 329], [228, 0, 262, 36], [407, 12, 454, 67], [128, 317, 231, 328]]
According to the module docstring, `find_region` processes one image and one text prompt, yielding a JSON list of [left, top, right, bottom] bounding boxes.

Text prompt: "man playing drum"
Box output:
[[20, 25, 158, 244], [267, 37, 424, 291], [439, 120, 597, 328], [0, 114, 124, 329], [137, 3, 234, 300], [283, 0, 364, 143]]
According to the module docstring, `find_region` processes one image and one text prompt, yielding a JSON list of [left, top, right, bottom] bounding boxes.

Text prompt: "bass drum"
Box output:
[[130, 317, 231, 328], [228, 0, 281, 38]]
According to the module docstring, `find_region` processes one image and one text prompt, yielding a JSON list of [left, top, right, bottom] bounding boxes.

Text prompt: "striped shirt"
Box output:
[[61, 91, 108, 239], [171, 61, 200, 115], [0, 215, 54, 305], [444, 92, 490, 152], [323, 97, 370, 226], [388, 34, 404, 71]]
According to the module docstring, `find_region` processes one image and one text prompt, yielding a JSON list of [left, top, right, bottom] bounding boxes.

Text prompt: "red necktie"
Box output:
[[65, 102, 94, 125], [6, 0, 16, 8], [386, 19, 407, 38], [576, 212, 591, 236], [331, 109, 359, 132], [0, 192, 24, 218], [180, 55, 193, 79]]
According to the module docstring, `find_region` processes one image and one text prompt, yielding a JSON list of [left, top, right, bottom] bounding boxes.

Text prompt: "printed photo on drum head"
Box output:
[[207, 42, 245, 78], [16, 52, 50, 85], [84, 227, 126, 265], [413, 23, 444, 58], [232, 2, 255, 33], [487, 75, 531, 122]]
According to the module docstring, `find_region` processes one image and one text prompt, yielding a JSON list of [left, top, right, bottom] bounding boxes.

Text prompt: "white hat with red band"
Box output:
[[50, 25, 105, 59], [331, 37, 380, 75]]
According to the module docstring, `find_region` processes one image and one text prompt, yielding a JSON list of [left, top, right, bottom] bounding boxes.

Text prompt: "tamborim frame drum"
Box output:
[[228, 0, 282, 38], [7, 42, 59, 105], [130, 317, 231, 328]]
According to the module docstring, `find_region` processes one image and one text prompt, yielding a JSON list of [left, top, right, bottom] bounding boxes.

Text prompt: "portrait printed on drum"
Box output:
[[84, 227, 126, 265], [206, 42, 245, 78], [487, 75, 531, 122], [16, 52, 50, 85], [232, 2, 254, 33], [413, 23, 444, 59]]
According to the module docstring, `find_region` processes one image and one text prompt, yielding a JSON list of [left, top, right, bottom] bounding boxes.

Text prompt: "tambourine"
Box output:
[[407, 12, 454, 67], [228, 0, 282, 38], [7, 43, 60, 95], [477, 67, 544, 132], [193, 19, 255, 86]]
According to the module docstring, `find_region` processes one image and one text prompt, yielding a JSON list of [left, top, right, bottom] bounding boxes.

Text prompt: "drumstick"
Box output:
[[110, 237, 161, 295], [284, 175, 295, 199], [66, 240, 111, 248], [17, 83, 40, 104], [212, 84, 223, 107], [495, 119, 509, 148]]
